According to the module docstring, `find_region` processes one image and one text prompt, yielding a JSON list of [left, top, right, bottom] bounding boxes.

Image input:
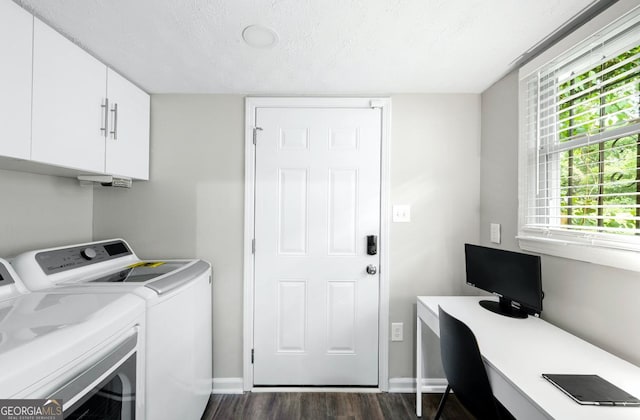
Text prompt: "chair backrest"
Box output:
[[438, 306, 501, 420]]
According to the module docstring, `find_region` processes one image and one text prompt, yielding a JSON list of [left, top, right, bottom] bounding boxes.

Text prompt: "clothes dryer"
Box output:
[[0, 258, 146, 418], [12, 239, 213, 420]]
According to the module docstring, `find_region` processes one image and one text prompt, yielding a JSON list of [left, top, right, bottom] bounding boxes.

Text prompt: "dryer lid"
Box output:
[[0, 290, 144, 398]]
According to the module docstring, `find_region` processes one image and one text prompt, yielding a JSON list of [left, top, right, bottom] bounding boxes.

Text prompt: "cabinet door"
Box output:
[[32, 18, 107, 173], [0, 0, 32, 159], [105, 69, 150, 180]]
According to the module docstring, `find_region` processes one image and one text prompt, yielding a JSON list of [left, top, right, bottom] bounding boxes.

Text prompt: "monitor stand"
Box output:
[[479, 298, 528, 319]]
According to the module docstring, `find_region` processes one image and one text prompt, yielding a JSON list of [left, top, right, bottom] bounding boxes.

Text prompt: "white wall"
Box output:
[[0, 169, 93, 256], [479, 72, 519, 251], [478, 72, 640, 367], [389, 94, 481, 379], [93, 94, 482, 383], [93, 95, 245, 378]]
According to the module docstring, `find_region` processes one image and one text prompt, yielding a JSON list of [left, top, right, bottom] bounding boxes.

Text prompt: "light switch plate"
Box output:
[[490, 223, 501, 244], [391, 322, 403, 341], [392, 205, 411, 222]]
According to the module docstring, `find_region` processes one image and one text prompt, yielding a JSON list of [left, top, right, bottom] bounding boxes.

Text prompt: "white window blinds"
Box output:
[[519, 8, 640, 259]]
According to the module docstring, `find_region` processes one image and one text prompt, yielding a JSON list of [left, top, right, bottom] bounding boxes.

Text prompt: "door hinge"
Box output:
[[251, 239, 255, 254], [253, 127, 263, 145], [251, 348, 254, 364]]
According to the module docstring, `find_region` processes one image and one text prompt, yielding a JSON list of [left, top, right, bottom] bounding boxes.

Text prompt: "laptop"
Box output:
[[542, 374, 640, 406]]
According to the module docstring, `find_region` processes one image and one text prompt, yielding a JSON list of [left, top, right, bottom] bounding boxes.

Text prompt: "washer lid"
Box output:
[[89, 261, 190, 284], [86, 260, 211, 295]]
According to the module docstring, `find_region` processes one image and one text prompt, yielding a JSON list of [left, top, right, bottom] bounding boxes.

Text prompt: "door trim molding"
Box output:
[[243, 97, 392, 391]]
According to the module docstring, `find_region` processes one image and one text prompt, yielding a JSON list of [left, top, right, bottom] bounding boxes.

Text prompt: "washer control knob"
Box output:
[[81, 248, 97, 260]]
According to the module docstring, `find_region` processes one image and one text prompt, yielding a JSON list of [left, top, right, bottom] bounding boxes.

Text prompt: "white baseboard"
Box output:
[[212, 377, 446, 394], [252, 387, 380, 393], [212, 378, 244, 394], [388, 377, 448, 393]]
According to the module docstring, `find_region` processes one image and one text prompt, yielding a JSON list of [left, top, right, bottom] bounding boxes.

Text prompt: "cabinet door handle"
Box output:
[[110, 103, 118, 140], [101, 98, 109, 136]]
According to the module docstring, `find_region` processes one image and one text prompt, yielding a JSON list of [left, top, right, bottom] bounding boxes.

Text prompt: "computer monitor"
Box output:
[[464, 243, 543, 319]]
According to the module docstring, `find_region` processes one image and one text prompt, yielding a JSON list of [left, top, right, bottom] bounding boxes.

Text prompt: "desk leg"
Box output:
[[416, 315, 422, 417]]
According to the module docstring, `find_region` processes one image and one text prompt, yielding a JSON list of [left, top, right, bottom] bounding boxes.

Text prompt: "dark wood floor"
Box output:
[[201, 392, 473, 420]]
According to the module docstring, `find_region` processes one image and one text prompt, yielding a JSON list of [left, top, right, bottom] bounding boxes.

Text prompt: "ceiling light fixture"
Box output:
[[242, 24, 279, 49]]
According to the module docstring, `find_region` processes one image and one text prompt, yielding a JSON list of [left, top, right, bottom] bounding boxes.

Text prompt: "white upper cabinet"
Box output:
[[1, 6, 150, 180], [105, 69, 150, 180], [0, 0, 33, 159], [31, 18, 107, 173]]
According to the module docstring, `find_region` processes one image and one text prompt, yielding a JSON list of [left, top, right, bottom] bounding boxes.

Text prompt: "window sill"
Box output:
[[517, 235, 640, 273]]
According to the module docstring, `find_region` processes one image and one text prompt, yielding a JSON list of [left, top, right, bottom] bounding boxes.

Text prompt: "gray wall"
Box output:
[[390, 94, 481, 378], [93, 94, 482, 381], [93, 95, 245, 378], [0, 169, 93, 256], [478, 72, 640, 367]]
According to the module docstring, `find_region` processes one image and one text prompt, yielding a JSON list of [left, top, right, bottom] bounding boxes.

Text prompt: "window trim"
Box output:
[[517, 233, 640, 272], [518, 2, 640, 272]]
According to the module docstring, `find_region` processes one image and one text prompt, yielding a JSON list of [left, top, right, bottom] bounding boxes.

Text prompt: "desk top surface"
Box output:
[[418, 296, 640, 420]]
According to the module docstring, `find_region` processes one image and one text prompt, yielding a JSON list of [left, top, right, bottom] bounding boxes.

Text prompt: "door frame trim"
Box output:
[[243, 97, 392, 391]]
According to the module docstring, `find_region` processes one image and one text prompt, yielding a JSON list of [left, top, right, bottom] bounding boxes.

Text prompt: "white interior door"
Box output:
[[254, 107, 381, 386]]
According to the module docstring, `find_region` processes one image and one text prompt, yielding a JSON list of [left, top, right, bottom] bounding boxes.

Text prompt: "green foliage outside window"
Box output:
[[557, 45, 640, 233]]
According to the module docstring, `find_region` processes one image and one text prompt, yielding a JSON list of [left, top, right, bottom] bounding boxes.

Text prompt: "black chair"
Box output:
[[434, 307, 503, 420]]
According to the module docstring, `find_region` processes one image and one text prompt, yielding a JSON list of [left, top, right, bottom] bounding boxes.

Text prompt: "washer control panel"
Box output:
[[35, 240, 133, 275]]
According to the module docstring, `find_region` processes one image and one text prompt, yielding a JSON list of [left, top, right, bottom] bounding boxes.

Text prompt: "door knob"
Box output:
[[366, 265, 377, 275]]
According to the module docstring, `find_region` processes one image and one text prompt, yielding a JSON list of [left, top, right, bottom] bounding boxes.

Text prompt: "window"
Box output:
[[519, 9, 640, 270]]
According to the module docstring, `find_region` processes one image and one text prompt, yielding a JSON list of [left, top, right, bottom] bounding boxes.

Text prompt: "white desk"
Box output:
[[416, 296, 640, 419]]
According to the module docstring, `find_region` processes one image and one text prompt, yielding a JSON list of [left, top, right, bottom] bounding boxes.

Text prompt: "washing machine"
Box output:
[[12, 239, 213, 420], [0, 257, 146, 418]]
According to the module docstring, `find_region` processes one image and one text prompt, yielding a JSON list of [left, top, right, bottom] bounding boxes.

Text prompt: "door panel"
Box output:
[[328, 168, 358, 255], [278, 168, 308, 255], [276, 280, 307, 352], [254, 107, 381, 386], [327, 280, 357, 353]]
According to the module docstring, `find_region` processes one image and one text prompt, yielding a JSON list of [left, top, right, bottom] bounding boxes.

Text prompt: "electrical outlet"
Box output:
[[392, 205, 411, 223], [490, 223, 501, 244], [391, 322, 403, 341]]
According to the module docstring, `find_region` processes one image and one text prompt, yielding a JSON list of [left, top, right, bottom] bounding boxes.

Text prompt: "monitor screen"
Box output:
[[465, 244, 542, 317]]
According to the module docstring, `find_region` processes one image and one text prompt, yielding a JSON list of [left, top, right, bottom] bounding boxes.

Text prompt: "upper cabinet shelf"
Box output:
[[0, 0, 150, 181]]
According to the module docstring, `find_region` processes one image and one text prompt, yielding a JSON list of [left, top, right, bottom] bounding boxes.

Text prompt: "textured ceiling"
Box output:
[[14, 0, 595, 94]]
